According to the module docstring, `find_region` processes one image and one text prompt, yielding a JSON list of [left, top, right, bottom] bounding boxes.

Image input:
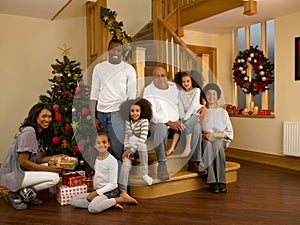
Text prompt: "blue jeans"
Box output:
[[182, 114, 199, 134], [96, 111, 125, 161]]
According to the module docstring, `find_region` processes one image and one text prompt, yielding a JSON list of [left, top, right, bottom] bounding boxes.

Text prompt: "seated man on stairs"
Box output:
[[143, 66, 206, 180]]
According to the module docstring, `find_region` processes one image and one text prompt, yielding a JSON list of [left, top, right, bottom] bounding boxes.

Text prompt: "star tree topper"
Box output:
[[58, 43, 71, 56]]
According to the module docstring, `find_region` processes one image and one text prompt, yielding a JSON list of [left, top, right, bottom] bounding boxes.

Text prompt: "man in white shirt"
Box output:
[[90, 39, 137, 161], [143, 67, 205, 180]]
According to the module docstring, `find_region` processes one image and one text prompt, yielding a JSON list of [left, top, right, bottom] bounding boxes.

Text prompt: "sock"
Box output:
[[142, 174, 153, 185]]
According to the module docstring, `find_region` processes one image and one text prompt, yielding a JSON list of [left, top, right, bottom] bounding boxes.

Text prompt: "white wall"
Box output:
[[0, 12, 86, 161]]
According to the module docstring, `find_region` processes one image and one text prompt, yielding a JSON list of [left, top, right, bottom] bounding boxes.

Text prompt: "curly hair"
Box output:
[[174, 71, 200, 89], [119, 98, 152, 122], [202, 83, 222, 100]]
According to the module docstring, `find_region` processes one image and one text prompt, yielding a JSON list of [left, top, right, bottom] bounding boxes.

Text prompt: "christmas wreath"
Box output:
[[232, 46, 274, 96]]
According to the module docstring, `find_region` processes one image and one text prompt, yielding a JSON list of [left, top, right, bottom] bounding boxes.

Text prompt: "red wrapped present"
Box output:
[[83, 176, 93, 192], [62, 172, 83, 187]]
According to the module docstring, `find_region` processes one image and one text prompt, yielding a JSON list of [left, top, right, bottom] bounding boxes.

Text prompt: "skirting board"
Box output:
[[226, 148, 300, 172]]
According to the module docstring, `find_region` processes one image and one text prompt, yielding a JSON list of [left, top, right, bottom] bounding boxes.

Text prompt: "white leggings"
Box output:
[[71, 193, 116, 213], [21, 171, 60, 191]]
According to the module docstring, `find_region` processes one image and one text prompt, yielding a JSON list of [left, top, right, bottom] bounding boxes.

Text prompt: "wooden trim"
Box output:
[[51, 0, 72, 21], [226, 148, 300, 172], [187, 45, 217, 79], [179, 0, 243, 27]]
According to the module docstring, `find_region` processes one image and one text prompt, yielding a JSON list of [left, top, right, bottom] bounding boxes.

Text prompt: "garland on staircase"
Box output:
[[100, 7, 133, 60]]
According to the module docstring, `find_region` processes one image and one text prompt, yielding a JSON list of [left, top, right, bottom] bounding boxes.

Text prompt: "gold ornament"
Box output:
[[58, 43, 71, 56], [68, 72, 72, 77]]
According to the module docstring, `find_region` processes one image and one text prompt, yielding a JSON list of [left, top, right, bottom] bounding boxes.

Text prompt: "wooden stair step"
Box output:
[[129, 161, 241, 199]]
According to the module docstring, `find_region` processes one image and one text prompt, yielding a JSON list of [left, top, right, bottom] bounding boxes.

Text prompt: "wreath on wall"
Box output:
[[100, 7, 133, 61], [232, 45, 274, 96]]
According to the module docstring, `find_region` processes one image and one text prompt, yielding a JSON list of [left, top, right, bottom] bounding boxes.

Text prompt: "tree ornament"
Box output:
[[232, 45, 274, 96], [65, 124, 71, 131], [55, 112, 62, 121], [67, 73, 72, 78], [52, 136, 60, 145], [53, 104, 60, 111], [58, 43, 71, 56], [81, 107, 89, 115]]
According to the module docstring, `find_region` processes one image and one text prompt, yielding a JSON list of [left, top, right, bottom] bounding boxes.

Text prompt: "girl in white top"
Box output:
[[166, 71, 203, 157], [71, 132, 138, 213]]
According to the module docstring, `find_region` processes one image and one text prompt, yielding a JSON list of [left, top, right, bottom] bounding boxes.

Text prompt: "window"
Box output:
[[235, 20, 274, 112]]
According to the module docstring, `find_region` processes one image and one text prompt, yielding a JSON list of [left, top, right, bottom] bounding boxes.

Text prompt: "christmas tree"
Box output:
[[39, 45, 96, 174]]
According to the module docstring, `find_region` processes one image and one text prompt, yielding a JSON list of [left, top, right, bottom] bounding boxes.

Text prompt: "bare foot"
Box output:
[[181, 148, 191, 158], [118, 192, 139, 205], [166, 147, 175, 156], [115, 203, 124, 210]]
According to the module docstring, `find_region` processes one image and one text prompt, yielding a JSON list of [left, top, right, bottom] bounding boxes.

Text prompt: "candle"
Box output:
[[262, 88, 269, 110], [253, 106, 258, 115], [250, 101, 254, 112]]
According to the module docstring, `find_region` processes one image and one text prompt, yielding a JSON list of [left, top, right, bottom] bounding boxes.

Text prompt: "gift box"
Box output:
[[257, 109, 271, 116], [83, 176, 93, 192], [0, 185, 9, 199], [56, 184, 87, 206], [48, 155, 78, 170], [62, 172, 84, 187]]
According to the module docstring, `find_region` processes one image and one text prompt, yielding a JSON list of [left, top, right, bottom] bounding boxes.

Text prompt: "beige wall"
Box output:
[[0, 12, 86, 161], [107, 0, 152, 36], [184, 11, 300, 156]]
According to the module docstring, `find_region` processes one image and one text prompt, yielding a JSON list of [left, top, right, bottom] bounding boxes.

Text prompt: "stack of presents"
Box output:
[[49, 155, 94, 206], [0, 155, 94, 206]]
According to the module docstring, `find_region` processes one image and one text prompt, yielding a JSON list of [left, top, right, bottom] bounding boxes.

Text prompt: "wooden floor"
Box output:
[[1, 159, 300, 225]]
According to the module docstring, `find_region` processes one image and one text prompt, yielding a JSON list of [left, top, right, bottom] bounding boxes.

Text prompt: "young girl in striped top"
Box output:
[[118, 98, 153, 193]]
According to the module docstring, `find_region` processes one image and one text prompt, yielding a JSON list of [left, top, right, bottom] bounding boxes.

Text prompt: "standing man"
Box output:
[[143, 67, 205, 180], [90, 38, 136, 161]]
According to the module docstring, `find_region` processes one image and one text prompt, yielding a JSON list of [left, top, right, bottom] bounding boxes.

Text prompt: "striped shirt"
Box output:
[[124, 118, 149, 149]]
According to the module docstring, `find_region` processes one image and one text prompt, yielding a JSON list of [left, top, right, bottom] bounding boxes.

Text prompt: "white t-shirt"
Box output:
[[93, 154, 118, 195], [90, 61, 136, 112], [143, 81, 179, 123]]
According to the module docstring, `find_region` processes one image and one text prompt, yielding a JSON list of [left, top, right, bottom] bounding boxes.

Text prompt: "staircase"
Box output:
[[127, 142, 240, 199]]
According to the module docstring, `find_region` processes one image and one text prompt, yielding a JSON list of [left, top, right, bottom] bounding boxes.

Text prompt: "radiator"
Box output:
[[283, 121, 300, 157]]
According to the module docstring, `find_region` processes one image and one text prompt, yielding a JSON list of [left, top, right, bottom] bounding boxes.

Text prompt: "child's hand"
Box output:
[[122, 149, 131, 160], [87, 191, 98, 202]]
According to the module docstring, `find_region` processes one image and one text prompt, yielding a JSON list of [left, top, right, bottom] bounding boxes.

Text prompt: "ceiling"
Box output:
[[185, 0, 300, 34], [1, 0, 300, 33]]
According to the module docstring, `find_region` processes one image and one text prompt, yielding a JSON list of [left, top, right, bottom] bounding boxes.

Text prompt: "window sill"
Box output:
[[229, 113, 275, 119]]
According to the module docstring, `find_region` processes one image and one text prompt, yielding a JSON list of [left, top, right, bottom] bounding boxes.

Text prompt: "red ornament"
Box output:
[[55, 112, 62, 121], [52, 70, 56, 74], [65, 124, 71, 131], [75, 87, 81, 93], [63, 91, 70, 95], [81, 107, 89, 115], [52, 136, 60, 144]]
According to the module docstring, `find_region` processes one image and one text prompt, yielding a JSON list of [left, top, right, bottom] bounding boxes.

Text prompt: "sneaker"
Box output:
[[8, 191, 27, 210], [157, 162, 169, 180], [19, 186, 37, 203]]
